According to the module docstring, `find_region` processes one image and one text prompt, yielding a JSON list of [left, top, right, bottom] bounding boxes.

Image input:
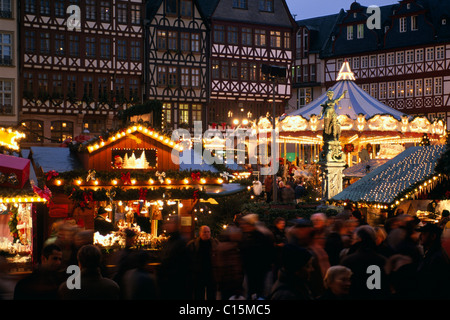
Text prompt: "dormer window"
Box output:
[[347, 25, 354, 40], [407, 3, 411, 10], [259, 0, 273, 12], [233, 0, 247, 9]]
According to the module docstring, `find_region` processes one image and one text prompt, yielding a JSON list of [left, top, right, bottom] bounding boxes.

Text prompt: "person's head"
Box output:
[[41, 244, 63, 271], [373, 226, 387, 246], [323, 266, 352, 297], [326, 90, 334, 99], [417, 223, 442, 249], [97, 206, 107, 217], [311, 213, 327, 230], [274, 217, 286, 231], [77, 244, 102, 270], [124, 228, 137, 246], [281, 244, 313, 281], [288, 219, 314, 246], [199, 225, 211, 241], [239, 214, 259, 232], [442, 210, 450, 218], [352, 225, 376, 249]]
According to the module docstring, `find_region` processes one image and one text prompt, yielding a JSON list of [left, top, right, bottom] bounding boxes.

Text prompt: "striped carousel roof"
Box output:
[[286, 61, 406, 121]]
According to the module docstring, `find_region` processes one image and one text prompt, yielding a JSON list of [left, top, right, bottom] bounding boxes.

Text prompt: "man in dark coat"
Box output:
[[187, 225, 219, 300], [94, 206, 115, 236]]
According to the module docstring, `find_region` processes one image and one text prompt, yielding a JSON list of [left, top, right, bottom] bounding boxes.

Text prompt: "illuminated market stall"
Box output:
[[254, 61, 447, 167], [332, 144, 449, 225], [0, 129, 49, 272], [29, 124, 245, 254]]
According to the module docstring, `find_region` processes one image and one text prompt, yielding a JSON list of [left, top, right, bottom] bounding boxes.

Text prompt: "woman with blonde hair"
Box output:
[[319, 265, 352, 300]]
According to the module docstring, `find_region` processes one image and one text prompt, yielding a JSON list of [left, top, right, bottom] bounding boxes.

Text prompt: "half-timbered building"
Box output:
[[291, 0, 450, 128], [199, 0, 297, 128], [145, 0, 209, 132], [19, 0, 145, 145], [0, 0, 18, 127]]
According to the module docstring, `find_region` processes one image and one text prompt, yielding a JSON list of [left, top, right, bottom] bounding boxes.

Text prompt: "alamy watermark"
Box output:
[[66, 5, 81, 31]]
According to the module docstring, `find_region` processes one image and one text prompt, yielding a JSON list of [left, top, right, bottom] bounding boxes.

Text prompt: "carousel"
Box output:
[[254, 60, 447, 167]]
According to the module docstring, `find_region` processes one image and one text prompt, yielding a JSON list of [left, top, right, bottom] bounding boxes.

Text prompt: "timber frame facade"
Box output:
[[19, 0, 144, 145], [290, 0, 450, 128]]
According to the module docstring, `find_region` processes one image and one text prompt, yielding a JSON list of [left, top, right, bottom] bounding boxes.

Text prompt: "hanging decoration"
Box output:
[[31, 181, 53, 206], [121, 172, 132, 185], [86, 169, 96, 182], [45, 170, 59, 181], [191, 171, 201, 182], [139, 188, 148, 201], [156, 171, 166, 184]]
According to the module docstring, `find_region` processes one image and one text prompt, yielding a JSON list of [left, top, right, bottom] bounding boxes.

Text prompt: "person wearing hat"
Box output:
[[268, 243, 314, 300], [94, 206, 116, 236], [416, 223, 450, 299]]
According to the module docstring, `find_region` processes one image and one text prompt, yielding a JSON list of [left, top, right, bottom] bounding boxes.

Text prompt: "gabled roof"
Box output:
[[333, 145, 446, 204], [30, 147, 83, 173]]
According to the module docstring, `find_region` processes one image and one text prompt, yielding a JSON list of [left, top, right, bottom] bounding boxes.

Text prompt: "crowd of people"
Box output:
[[2, 206, 450, 300]]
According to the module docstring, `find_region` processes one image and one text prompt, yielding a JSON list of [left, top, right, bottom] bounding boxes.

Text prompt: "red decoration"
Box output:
[[32, 184, 53, 207], [191, 172, 201, 181], [211, 123, 217, 129], [121, 172, 131, 185], [139, 188, 148, 201], [344, 144, 355, 153], [46, 170, 59, 181], [193, 190, 199, 201]]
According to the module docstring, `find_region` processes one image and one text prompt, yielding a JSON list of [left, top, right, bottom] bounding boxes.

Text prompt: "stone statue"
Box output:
[[319, 90, 347, 142]]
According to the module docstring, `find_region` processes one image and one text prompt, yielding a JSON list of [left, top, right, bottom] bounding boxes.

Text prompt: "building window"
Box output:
[[270, 31, 281, 48], [86, 0, 96, 20], [158, 66, 167, 86], [347, 25, 353, 40], [388, 82, 396, 99], [157, 31, 167, 50], [166, 0, 177, 14], [191, 33, 200, 52], [424, 78, 433, 96], [23, 72, 33, 98], [415, 79, 423, 96], [255, 29, 266, 47], [86, 37, 96, 58], [362, 84, 369, 93], [399, 17, 407, 32], [83, 76, 93, 98], [230, 62, 238, 80], [0, 80, 12, 115], [168, 67, 177, 86], [303, 65, 309, 82], [97, 77, 108, 101], [25, 0, 35, 13], [310, 64, 316, 82], [370, 55, 377, 68], [129, 78, 139, 102], [214, 25, 225, 43], [181, 67, 189, 87], [51, 121, 73, 143], [436, 46, 445, 60], [40, 33, 50, 54], [117, 4, 127, 24], [242, 28, 252, 46], [0, 33, 11, 64], [370, 83, 377, 98], [180, 0, 192, 16], [131, 5, 141, 24], [259, 0, 273, 12], [353, 57, 360, 69], [180, 32, 190, 52], [25, 31, 35, 53], [434, 77, 442, 95], [54, 34, 65, 56], [228, 26, 238, 45], [302, 29, 308, 58], [162, 103, 172, 126], [117, 40, 127, 60], [379, 83, 387, 100], [40, 0, 49, 15], [357, 24, 364, 39], [396, 81, 404, 98], [284, 32, 291, 49], [179, 104, 189, 125], [232, 0, 247, 9], [396, 51, 404, 64], [100, 1, 111, 22], [131, 41, 140, 61], [411, 15, 418, 31], [361, 56, 368, 68], [378, 54, 385, 67], [405, 80, 414, 98], [416, 48, 424, 62], [192, 104, 202, 122], [249, 63, 257, 81], [191, 68, 200, 87], [83, 118, 105, 133], [37, 74, 48, 99], [168, 31, 177, 51], [67, 75, 77, 99], [406, 50, 414, 63], [212, 60, 219, 79], [55, 0, 64, 17], [21, 120, 43, 143], [297, 88, 312, 108], [69, 35, 79, 57], [241, 62, 248, 81], [387, 53, 395, 66], [114, 78, 125, 102], [426, 47, 434, 61], [221, 61, 229, 79], [99, 38, 110, 59]]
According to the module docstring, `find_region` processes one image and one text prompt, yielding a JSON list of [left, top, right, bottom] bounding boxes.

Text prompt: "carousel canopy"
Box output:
[[287, 61, 405, 121], [333, 145, 446, 204]]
